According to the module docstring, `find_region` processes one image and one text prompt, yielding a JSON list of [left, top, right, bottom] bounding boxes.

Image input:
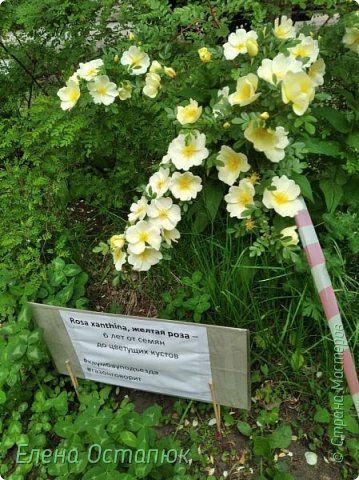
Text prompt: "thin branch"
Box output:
[[207, 0, 221, 29], [176, 19, 203, 39], [27, 78, 33, 109], [0, 40, 48, 96]]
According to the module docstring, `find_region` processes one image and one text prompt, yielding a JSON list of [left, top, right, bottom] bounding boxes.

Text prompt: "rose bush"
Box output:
[[57, 9, 359, 272]]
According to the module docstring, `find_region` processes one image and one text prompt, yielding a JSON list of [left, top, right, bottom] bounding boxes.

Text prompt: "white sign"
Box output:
[[31, 302, 250, 408], [60, 310, 213, 402]]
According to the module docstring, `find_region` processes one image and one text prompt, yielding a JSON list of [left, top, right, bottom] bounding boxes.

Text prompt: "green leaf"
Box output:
[[134, 462, 153, 479], [120, 431, 138, 448], [237, 421, 252, 437], [16, 433, 29, 446], [270, 423, 292, 449], [343, 414, 359, 435], [0, 390, 6, 404], [192, 271, 202, 283], [26, 345, 42, 363], [0, 293, 16, 309], [69, 452, 89, 474], [55, 278, 75, 305], [290, 350, 304, 371], [27, 330, 41, 345], [313, 107, 351, 134], [63, 264, 82, 277], [52, 257, 66, 270], [203, 179, 225, 222], [314, 407, 330, 424], [0, 323, 20, 335], [304, 138, 341, 157], [136, 427, 150, 450], [7, 340, 27, 361], [93, 242, 110, 255], [18, 304, 32, 325], [72, 283, 86, 302], [37, 286, 49, 299], [54, 420, 77, 438], [8, 421, 21, 436], [290, 173, 314, 202], [126, 412, 143, 432], [346, 438, 359, 463], [346, 131, 359, 149], [142, 405, 162, 427], [76, 271, 89, 286], [52, 391, 69, 415], [304, 122, 315, 135], [49, 269, 66, 287], [47, 459, 70, 477], [253, 436, 272, 458], [193, 208, 210, 234], [319, 179, 343, 212]]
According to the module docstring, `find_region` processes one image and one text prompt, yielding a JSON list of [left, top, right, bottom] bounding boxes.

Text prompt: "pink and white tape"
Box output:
[[295, 197, 359, 418]]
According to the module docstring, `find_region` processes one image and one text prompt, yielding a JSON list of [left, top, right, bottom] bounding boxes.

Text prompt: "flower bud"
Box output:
[[246, 39, 258, 57], [164, 66, 176, 78], [198, 47, 212, 63], [280, 226, 299, 246], [118, 81, 133, 101], [149, 60, 162, 73]]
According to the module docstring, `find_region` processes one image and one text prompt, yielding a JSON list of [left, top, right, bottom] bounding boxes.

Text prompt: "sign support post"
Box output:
[[209, 382, 221, 434], [65, 359, 80, 400]]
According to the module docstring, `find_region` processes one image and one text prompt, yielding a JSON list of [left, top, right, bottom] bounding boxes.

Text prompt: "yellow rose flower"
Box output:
[[110, 234, 125, 250], [281, 71, 315, 116], [244, 123, 289, 163], [308, 58, 325, 87], [343, 27, 359, 54], [198, 47, 212, 63], [224, 29, 258, 59], [118, 81, 133, 101], [263, 176, 302, 218], [228, 73, 261, 107], [288, 34, 319, 67], [176, 98, 202, 125], [57, 79, 80, 111], [274, 16, 296, 40]]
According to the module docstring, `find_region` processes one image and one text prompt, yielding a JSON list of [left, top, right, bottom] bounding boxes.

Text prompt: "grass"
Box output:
[[146, 219, 359, 400]]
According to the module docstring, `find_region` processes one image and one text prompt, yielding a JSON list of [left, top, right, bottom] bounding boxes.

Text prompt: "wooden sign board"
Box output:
[[30, 302, 250, 409]]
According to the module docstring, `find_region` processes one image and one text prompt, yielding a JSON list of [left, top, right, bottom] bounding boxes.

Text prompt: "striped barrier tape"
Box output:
[[295, 197, 359, 418]]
